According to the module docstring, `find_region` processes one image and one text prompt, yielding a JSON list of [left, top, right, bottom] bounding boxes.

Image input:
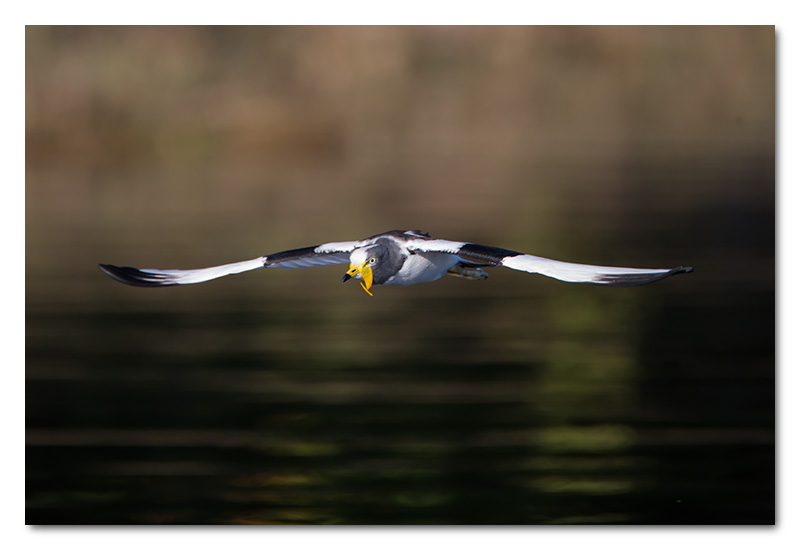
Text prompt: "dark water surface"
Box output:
[[26, 271, 774, 524]]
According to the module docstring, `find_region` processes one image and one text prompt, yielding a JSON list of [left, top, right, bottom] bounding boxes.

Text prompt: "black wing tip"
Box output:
[[98, 263, 177, 287], [594, 266, 694, 287]]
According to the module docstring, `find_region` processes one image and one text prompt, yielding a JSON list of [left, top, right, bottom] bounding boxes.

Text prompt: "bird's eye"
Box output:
[[368, 257, 377, 265]]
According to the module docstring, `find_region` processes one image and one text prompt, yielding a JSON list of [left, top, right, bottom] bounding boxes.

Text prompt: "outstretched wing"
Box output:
[[408, 239, 692, 287], [99, 241, 359, 287]]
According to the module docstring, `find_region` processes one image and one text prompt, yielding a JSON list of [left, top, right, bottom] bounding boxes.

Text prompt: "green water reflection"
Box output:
[[27, 275, 774, 524]]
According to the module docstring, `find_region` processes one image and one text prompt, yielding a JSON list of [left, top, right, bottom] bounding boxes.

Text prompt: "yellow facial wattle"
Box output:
[[359, 264, 373, 295], [346, 262, 374, 296]]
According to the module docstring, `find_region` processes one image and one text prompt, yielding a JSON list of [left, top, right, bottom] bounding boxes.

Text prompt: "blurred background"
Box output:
[[26, 26, 774, 524]]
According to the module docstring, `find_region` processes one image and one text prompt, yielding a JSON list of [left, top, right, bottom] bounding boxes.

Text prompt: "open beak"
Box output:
[[342, 262, 374, 296]]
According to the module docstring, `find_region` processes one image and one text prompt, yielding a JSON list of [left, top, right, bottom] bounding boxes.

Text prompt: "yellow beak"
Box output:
[[345, 262, 374, 296]]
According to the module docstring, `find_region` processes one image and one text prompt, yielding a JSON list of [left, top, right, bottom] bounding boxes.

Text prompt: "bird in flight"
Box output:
[[99, 229, 693, 296]]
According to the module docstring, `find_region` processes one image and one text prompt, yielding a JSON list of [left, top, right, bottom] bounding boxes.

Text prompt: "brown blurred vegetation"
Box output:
[[26, 26, 773, 307]]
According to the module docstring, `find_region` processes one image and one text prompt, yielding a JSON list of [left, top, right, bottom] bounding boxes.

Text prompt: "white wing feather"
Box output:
[[99, 258, 266, 286], [100, 240, 360, 287], [408, 238, 689, 285], [500, 254, 678, 283]]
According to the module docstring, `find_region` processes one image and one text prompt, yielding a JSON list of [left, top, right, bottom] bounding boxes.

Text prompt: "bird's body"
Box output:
[[387, 252, 461, 286], [345, 234, 462, 288], [99, 229, 693, 295]]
